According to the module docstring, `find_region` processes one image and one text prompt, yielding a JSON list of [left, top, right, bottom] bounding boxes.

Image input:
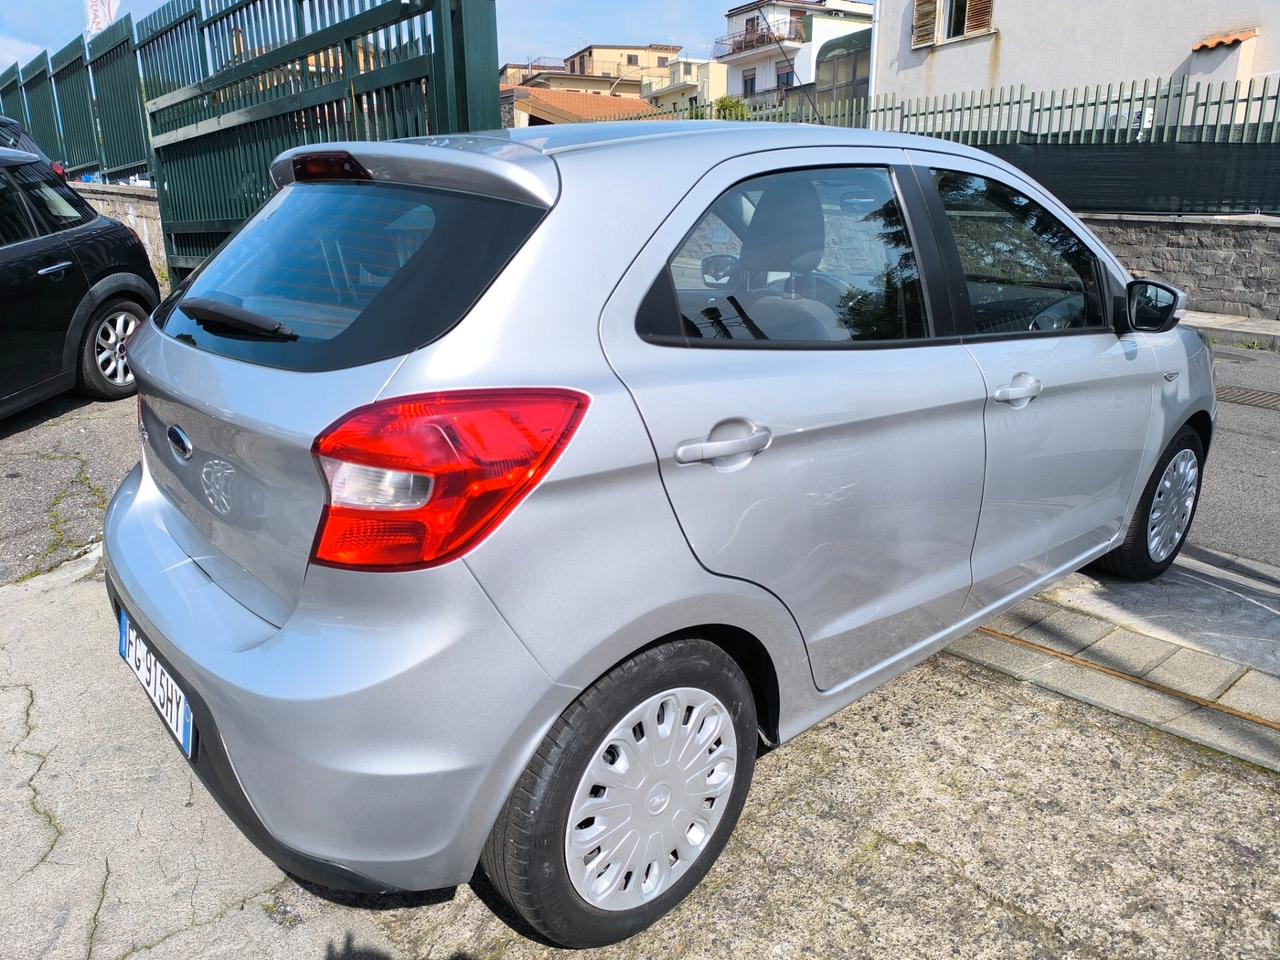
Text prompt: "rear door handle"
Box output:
[[993, 373, 1043, 406], [674, 426, 772, 464], [37, 261, 74, 276]]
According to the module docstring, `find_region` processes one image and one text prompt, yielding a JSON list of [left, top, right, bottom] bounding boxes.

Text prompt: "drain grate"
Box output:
[[1216, 385, 1280, 411]]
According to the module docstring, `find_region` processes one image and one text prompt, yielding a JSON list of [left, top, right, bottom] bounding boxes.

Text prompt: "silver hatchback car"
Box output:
[[104, 122, 1214, 947]]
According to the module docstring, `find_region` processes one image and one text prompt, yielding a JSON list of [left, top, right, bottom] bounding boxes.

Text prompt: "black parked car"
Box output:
[[0, 148, 159, 418]]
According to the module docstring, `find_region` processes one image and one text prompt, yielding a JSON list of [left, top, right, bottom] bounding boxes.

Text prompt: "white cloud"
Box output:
[[0, 34, 41, 71]]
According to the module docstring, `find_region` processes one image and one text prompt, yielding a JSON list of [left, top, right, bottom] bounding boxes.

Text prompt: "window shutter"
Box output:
[[912, 0, 937, 48], [966, 0, 994, 34]]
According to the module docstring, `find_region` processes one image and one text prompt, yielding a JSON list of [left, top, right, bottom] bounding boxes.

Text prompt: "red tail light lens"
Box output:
[[311, 389, 589, 570], [51, 162, 67, 181], [292, 152, 371, 182]]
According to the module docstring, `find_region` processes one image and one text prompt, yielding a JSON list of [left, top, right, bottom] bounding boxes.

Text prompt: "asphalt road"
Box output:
[[1, 342, 1275, 584], [1191, 344, 1280, 570], [1, 553, 1277, 960]]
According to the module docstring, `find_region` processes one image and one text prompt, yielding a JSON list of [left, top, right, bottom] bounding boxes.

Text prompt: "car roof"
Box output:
[[278, 121, 1023, 209], [0, 147, 40, 167]]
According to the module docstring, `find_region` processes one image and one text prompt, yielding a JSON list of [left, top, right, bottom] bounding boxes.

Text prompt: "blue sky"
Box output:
[[0, 1, 729, 70]]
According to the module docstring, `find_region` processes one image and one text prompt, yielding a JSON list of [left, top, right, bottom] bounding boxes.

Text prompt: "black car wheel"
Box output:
[[481, 638, 758, 948], [79, 298, 147, 400]]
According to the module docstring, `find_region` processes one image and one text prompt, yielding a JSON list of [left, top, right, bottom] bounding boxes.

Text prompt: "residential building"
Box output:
[[512, 43, 683, 100], [875, 1, 1280, 101], [714, 0, 873, 105], [500, 86, 657, 127], [498, 58, 564, 86], [642, 57, 729, 112]]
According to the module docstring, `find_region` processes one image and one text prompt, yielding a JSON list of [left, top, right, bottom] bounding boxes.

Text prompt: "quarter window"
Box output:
[[0, 174, 33, 246], [649, 167, 928, 345], [932, 170, 1105, 335]]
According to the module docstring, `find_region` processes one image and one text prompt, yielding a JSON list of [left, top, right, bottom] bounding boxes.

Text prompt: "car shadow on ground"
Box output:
[[324, 930, 480, 960], [0, 392, 100, 441], [295, 867, 559, 949]]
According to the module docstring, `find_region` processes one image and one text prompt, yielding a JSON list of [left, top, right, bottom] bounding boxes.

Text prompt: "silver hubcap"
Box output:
[[95, 311, 138, 386], [1148, 448, 1199, 563], [564, 687, 738, 911]]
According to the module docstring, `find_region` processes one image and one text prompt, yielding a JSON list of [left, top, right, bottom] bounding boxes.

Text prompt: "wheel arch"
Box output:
[[61, 273, 161, 374], [601, 622, 782, 746], [1185, 408, 1213, 456]]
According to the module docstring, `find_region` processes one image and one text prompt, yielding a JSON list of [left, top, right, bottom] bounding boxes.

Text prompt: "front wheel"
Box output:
[[481, 639, 757, 948], [1097, 425, 1204, 580]]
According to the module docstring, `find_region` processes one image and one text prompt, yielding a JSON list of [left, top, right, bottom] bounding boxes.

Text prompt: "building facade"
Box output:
[[874, 0, 1280, 101], [642, 58, 729, 112], [714, 0, 873, 105]]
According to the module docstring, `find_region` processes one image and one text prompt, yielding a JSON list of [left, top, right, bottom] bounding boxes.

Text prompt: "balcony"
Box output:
[[714, 19, 805, 59]]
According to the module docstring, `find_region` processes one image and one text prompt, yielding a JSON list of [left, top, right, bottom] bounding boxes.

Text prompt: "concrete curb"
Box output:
[[1183, 312, 1280, 351], [950, 614, 1280, 773]]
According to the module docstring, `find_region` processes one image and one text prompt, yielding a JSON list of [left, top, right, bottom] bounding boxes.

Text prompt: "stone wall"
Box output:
[[1080, 213, 1280, 321], [71, 182, 168, 293]]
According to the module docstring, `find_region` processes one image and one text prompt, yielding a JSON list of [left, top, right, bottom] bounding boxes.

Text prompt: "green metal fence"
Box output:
[[622, 76, 1280, 214], [138, 0, 497, 274], [635, 75, 1280, 144], [88, 17, 151, 178], [0, 65, 20, 120], [50, 39, 99, 175], [18, 53, 64, 161]]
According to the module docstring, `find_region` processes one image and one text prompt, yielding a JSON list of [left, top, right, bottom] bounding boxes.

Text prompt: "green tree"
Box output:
[[714, 95, 749, 121]]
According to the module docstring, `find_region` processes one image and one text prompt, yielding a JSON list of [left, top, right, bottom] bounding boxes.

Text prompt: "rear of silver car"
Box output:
[[103, 139, 589, 890]]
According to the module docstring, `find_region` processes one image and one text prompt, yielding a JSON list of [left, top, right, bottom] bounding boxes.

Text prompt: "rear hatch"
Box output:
[[133, 145, 551, 624]]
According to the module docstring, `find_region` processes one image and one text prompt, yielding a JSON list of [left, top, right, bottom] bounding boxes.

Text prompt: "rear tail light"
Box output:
[[311, 389, 589, 570], [51, 162, 67, 181]]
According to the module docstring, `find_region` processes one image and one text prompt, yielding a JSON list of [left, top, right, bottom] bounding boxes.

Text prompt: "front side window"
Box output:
[[932, 170, 1104, 335], [649, 167, 927, 345], [0, 173, 34, 247], [10, 163, 96, 233]]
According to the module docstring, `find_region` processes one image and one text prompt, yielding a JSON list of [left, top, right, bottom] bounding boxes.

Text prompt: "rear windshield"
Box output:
[[156, 181, 545, 372]]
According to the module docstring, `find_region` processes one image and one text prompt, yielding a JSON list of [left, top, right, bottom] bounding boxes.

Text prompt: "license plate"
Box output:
[[118, 610, 195, 758]]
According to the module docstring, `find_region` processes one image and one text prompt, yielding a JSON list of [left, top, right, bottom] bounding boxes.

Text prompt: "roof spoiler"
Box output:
[[270, 137, 560, 208]]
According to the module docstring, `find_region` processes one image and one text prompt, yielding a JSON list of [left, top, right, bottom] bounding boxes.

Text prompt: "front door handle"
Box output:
[[993, 373, 1043, 407], [37, 261, 74, 276], [675, 425, 772, 464]]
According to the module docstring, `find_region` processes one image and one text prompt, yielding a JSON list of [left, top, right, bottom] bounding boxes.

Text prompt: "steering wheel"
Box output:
[[1029, 293, 1085, 331]]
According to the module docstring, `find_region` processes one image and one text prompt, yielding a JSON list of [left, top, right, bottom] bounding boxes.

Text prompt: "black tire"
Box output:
[[78, 297, 147, 400], [1096, 425, 1204, 580], [480, 639, 758, 949]]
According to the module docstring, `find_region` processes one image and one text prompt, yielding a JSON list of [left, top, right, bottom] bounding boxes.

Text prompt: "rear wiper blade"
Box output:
[[180, 297, 299, 341]]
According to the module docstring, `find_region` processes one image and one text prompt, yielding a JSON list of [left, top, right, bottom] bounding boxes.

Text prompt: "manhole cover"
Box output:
[[1217, 385, 1280, 411]]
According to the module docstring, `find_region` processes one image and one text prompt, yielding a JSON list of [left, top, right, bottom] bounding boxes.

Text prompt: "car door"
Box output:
[[913, 154, 1156, 612], [601, 148, 989, 691], [0, 167, 89, 398]]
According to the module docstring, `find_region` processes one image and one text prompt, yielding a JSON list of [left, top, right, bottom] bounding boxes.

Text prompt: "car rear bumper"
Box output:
[[103, 462, 574, 892]]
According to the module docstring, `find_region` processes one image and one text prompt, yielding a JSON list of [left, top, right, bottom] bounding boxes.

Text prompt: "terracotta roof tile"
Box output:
[[514, 87, 658, 122], [1192, 27, 1258, 51]]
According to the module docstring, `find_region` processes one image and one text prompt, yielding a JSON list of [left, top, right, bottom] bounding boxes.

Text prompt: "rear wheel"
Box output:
[[481, 639, 757, 948], [1097, 426, 1204, 580], [78, 298, 146, 400]]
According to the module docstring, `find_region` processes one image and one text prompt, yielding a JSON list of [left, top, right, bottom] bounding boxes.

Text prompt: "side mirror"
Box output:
[[702, 254, 738, 288], [1127, 279, 1187, 333]]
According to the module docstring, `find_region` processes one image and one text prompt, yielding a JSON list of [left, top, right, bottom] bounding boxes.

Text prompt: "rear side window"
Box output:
[[10, 163, 96, 232], [0, 173, 33, 246], [931, 170, 1105, 335], [157, 182, 545, 372], [646, 166, 927, 345]]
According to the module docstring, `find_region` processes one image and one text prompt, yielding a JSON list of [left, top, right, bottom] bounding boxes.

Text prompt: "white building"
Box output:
[[874, 0, 1280, 102], [714, 0, 873, 105], [641, 58, 729, 112]]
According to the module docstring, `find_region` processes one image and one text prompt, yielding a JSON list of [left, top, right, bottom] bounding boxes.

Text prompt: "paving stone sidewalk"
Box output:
[[952, 549, 1280, 771]]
